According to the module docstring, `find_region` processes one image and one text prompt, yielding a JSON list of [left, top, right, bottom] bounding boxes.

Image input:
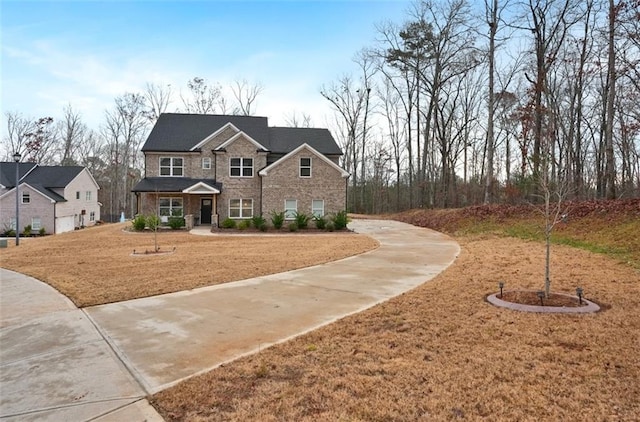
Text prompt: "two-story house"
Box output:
[[132, 113, 349, 227], [0, 162, 101, 234]]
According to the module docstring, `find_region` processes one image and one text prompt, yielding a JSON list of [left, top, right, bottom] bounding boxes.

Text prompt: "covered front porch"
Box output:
[[132, 177, 222, 228]]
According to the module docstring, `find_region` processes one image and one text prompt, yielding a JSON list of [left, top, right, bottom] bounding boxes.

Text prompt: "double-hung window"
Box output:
[[299, 157, 312, 177], [31, 217, 42, 230], [160, 157, 184, 176], [229, 199, 253, 218], [202, 157, 212, 170], [159, 197, 183, 217], [230, 158, 253, 177], [85, 191, 92, 201], [89, 211, 96, 222], [312, 200, 324, 218], [284, 199, 297, 219]]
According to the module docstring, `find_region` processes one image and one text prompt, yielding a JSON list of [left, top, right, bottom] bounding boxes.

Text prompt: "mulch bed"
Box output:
[[499, 290, 587, 307]]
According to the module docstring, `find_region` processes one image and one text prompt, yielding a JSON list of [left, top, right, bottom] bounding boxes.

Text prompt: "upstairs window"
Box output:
[[76, 191, 80, 199], [85, 191, 92, 201], [21, 192, 30, 204], [160, 157, 184, 176], [300, 157, 312, 177], [230, 158, 253, 177], [202, 157, 212, 170]]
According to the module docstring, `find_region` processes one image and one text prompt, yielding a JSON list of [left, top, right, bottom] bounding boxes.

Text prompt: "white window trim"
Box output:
[[229, 198, 253, 219], [21, 192, 30, 204], [159, 197, 184, 218], [85, 191, 92, 201], [284, 199, 297, 220], [202, 157, 212, 170], [31, 217, 42, 230], [89, 211, 96, 222], [159, 157, 184, 177], [312, 199, 324, 218], [300, 157, 312, 178], [229, 157, 254, 178]]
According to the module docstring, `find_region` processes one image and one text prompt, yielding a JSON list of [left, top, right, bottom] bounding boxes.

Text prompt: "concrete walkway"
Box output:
[[1, 219, 459, 421]]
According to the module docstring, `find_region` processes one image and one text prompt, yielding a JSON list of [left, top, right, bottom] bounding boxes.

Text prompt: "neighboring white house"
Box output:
[[0, 162, 101, 234]]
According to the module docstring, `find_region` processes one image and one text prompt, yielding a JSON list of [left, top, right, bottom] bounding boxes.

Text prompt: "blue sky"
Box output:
[[2, 0, 413, 129]]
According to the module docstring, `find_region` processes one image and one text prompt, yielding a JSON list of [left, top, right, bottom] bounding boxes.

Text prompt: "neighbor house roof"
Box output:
[[141, 113, 343, 156], [0, 162, 37, 188], [1, 163, 91, 203], [131, 177, 222, 193], [23, 166, 85, 188]]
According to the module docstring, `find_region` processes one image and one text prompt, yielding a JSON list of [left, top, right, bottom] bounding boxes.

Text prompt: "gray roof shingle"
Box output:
[[0, 162, 37, 188], [268, 127, 342, 155], [132, 177, 222, 193], [141, 113, 342, 156], [23, 166, 84, 188], [141, 114, 269, 152]]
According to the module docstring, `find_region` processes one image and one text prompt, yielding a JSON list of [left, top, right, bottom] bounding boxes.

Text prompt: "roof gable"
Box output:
[[259, 143, 349, 178], [182, 181, 221, 194], [190, 122, 240, 151], [0, 182, 61, 203], [214, 131, 269, 152]]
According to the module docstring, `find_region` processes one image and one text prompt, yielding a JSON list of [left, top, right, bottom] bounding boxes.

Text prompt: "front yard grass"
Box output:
[[0, 222, 379, 307], [151, 233, 640, 421]]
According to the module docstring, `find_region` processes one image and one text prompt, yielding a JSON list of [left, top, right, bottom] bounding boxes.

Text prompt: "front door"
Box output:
[[200, 198, 212, 225]]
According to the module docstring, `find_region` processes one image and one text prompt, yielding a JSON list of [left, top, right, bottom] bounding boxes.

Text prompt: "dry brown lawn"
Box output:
[[0, 223, 379, 307], [151, 234, 640, 421]]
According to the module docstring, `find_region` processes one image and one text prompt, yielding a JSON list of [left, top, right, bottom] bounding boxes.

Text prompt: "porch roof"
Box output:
[[132, 177, 222, 194]]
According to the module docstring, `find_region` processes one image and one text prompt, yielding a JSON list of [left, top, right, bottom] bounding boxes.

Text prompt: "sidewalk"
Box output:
[[1, 219, 459, 420]]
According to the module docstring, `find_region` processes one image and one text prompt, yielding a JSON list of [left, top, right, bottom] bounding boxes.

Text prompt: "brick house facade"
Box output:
[[132, 113, 349, 227]]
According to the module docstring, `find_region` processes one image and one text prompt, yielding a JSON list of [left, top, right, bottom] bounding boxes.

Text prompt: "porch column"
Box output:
[[212, 194, 218, 227]]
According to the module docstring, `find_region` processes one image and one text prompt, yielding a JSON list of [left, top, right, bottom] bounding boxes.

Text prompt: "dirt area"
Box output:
[[0, 223, 378, 307], [499, 290, 587, 307], [151, 233, 640, 421]]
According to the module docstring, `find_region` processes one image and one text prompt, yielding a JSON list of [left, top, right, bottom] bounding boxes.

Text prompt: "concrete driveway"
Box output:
[[1, 219, 459, 421]]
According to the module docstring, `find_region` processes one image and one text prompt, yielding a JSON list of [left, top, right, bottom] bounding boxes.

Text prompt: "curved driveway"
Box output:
[[1, 219, 458, 421]]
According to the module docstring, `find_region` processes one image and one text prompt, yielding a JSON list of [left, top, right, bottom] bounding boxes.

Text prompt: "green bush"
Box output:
[[288, 222, 298, 232], [332, 210, 349, 230], [294, 211, 309, 229], [39, 227, 46, 236], [168, 216, 185, 230], [221, 218, 236, 229], [325, 221, 335, 232], [23, 225, 32, 236], [4, 229, 15, 237], [238, 219, 251, 230], [132, 215, 147, 231], [314, 215, 326, 230], [251, 214, 266, 229], [270, 211, 285, 229], [146, 215, 161, 230]]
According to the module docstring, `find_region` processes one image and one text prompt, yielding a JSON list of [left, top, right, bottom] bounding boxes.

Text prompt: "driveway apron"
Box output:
[[0, 269, 161, 421], [84, 219, 459, 394]]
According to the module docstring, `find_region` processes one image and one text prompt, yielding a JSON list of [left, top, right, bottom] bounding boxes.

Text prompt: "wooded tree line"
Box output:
[[323, 0, 639, 213], [3, 0, 639, 219], [2, 78, 269, 221]]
